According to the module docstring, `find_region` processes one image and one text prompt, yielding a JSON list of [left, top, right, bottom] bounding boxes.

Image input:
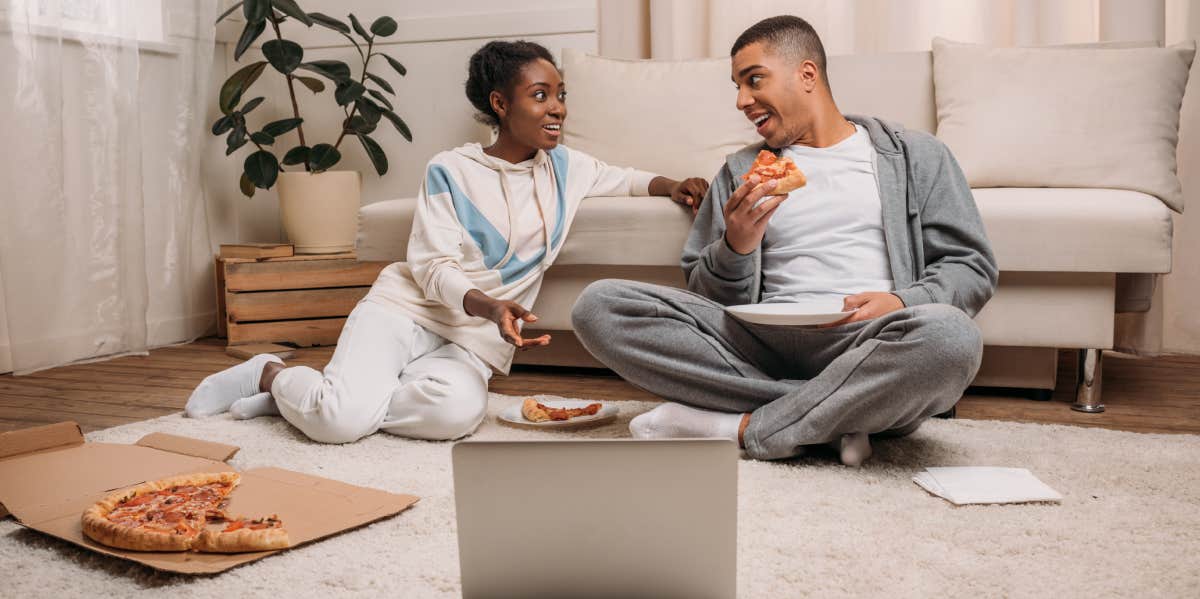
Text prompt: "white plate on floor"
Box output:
[[498, 398, 619, 430], [725, 302, 857, 327]]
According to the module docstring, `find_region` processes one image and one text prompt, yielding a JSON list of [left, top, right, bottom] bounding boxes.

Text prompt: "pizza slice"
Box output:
[[195, 515, 289, 553], [521, 398, 602, 423], [742, 149, 806, 194]]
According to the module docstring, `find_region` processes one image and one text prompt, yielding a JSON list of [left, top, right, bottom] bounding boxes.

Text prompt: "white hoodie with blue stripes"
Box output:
[[365, 142, 657, 373]]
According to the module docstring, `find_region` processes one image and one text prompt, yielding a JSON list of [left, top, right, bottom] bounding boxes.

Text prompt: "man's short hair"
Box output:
[[730, 16, 828, 84]]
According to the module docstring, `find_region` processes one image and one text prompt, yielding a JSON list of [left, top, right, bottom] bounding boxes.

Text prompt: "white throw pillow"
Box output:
[[932, 37, 1195, 212], [560, 49, 760, 182]]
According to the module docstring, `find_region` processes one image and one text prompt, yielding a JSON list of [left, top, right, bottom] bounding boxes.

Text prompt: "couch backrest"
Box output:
[[560, 49, 935, 181]]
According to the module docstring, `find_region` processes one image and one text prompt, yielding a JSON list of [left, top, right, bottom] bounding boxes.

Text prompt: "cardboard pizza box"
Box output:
[[0, 421, 420, 574]]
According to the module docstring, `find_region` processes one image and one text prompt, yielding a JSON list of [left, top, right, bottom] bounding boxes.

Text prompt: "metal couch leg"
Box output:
[[1072, 348, 1104, 413]]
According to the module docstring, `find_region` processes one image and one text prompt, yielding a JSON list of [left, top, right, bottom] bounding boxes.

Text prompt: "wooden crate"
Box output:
[[216, 252, 390, 347]]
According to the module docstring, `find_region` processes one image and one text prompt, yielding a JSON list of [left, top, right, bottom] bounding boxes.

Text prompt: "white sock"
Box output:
[[185, 354, 282, 418], [629, 403, 743, 442], [229, 392, 280, 420], [837, 432, 872, 467]]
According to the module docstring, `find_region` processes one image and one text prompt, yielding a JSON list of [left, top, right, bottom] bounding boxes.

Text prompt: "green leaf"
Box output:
[[335, 80, 366, 106], [270, 0, 312, 26], [216, 2, 244, 24], [356, 98, 382, 124], [370, 16, 397, 37], [225, 127, 248, 155], [239, 172, 256, 197], [343, 115, 376, 135], [308, 12, 349, 34], [262, 39, 303, 74], [243, 0, 271, 24], [211, 115, 234, 135], [382, 54, 407, 77], [263, 118, 303, 136], [244, 150, 280, 188], [295, 76, 326, 94], [282, 145, 310, 166], [349, 13, 370, 40], [308, 143, 341, 172], [356, 133, 388, 176], [364, 71, 393, 94], [367, 89, 393, 110], [241, 96, 264, 114], [380, 110, 413, 142], [298, 60, 351, 82], [234, 18, 266, 61], [219, 61, 268, 114], [251, 131, 275, 145]]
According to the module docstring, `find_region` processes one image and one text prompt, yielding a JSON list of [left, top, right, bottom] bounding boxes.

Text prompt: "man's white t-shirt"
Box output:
[[760, 124, 894, 306]]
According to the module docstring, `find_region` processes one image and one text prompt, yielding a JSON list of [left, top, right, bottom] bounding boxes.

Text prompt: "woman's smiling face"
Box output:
[[493, 58, 567, 151]]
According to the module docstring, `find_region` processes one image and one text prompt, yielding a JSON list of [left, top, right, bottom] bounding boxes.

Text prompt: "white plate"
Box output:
[[498, 398, 618, 429], [725, 302, 857, 326]]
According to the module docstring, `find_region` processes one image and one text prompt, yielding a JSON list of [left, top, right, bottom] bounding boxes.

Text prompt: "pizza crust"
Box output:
[[768, 168, 807, 194], [195, 524, 290, 553], [522, 398, 551, 423], [81, 471, 240, 552]]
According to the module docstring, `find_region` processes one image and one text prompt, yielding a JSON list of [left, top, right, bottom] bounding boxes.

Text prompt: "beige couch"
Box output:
[[358, 47, 1187, 413]]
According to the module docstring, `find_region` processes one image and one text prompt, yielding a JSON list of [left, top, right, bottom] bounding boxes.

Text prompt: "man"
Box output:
[[571, 16, 998, 464]]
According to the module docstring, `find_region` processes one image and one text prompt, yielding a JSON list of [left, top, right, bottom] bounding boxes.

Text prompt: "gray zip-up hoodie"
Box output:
[[682, 114, 998, 316]]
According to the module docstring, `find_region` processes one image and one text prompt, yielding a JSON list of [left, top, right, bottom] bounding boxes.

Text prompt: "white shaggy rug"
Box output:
[[2, 394, 1199, 598]]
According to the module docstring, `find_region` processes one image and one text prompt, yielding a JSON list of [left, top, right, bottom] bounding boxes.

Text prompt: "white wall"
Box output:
[[209, 0, 599, 244]]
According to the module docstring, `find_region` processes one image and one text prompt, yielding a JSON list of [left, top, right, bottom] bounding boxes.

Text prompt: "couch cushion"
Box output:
[[974, 188, 1171, 273], [933, 38, 1195, 212], [826, 51, 936, 134], [560, 49, 759, 182], [359, 188, 1171, 273]]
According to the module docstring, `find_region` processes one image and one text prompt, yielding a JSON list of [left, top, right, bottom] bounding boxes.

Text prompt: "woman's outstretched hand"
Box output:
[[463, 289, 551, 349]]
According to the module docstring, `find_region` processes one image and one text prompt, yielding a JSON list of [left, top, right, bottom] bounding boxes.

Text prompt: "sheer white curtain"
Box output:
[[601, 0, 1176, 59], [0, 0, 218, 374]]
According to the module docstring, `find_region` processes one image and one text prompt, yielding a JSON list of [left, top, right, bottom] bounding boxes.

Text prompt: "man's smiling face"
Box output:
[[731, 41, 811, 149]]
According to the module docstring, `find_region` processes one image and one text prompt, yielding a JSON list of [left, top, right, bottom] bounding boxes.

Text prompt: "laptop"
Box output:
[[452, 439, 738, 599]]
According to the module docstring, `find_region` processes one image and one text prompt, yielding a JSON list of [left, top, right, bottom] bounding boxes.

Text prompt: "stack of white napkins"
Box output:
[[913, 467, 1062, 505]]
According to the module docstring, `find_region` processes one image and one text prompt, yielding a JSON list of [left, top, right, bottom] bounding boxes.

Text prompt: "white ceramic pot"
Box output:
[[277, 170, 360, 254]]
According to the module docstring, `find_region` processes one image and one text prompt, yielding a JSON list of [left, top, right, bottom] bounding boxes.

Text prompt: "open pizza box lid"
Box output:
[[0, 421, 420, 574]]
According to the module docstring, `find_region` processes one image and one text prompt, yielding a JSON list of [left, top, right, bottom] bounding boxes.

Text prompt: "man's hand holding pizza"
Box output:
[[723, 175, 789, 255]]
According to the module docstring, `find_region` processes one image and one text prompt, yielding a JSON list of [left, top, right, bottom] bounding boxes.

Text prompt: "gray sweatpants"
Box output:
[[571, 280, 983, 460]]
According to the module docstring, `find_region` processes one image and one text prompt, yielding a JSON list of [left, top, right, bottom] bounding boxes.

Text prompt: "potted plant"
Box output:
[[213, 0, 412, 253]]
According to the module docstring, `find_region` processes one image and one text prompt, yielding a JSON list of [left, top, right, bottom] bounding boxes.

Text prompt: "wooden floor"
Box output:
[[1, 338, 1198, 435]]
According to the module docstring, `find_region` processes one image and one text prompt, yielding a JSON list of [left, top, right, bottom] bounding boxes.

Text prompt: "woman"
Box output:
[[185, 40, 709, 444]]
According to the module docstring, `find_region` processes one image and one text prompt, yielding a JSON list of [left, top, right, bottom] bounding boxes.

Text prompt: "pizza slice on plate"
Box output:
[[521, 398, 602, 423], [742, 149, 807, 194]]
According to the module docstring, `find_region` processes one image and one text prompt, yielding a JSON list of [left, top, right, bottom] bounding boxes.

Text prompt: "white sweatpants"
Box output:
[[271, 299, 492, 444]]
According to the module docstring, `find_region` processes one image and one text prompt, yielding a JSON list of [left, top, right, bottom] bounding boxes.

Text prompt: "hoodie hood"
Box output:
[[452, 143, 555, 270]]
